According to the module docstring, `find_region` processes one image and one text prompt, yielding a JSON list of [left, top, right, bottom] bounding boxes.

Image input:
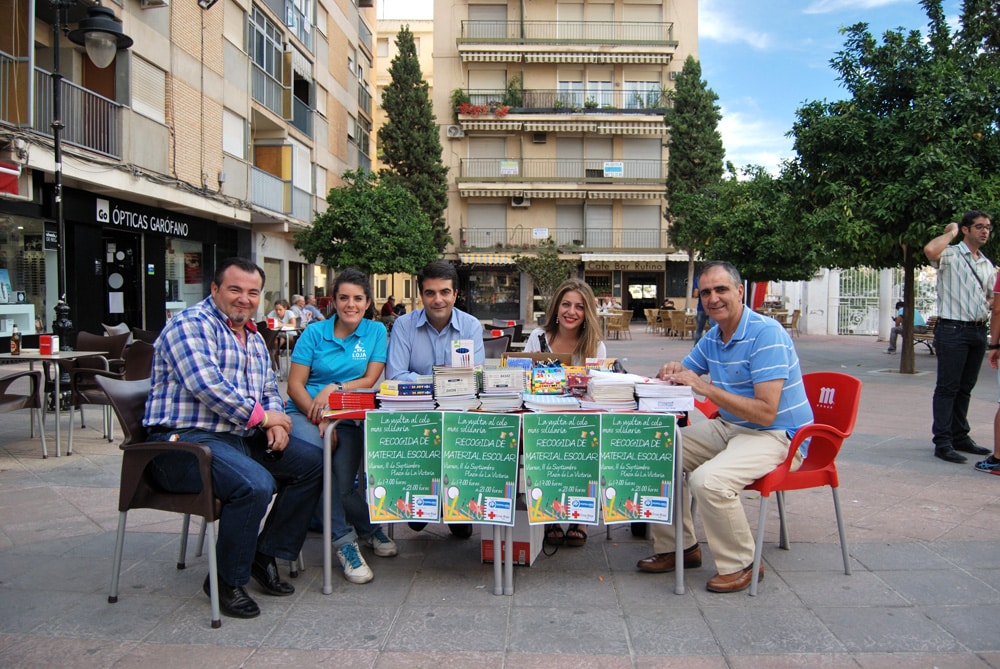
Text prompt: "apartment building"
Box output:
[[371, 17, 434, 312], [0, 0, 375, 339], [433, 0, 697, 323]]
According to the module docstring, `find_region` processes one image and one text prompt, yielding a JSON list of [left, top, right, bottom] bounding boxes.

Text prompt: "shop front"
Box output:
[[457, 254, 522, 323], [60, 189, 249, 339], [0, 197, 49, 340], [582, 254, 666, 320]]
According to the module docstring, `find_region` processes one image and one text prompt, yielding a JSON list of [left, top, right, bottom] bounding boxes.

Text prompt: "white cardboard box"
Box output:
[[480, 507, 545, 566]]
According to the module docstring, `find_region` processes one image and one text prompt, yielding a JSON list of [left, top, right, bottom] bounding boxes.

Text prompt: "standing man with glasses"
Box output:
[[924, 211, 996, 464]]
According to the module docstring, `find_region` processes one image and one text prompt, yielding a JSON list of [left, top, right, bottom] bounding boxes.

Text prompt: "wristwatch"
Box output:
[[335, 382, 344, 391], [989, 344, 1000, 351]]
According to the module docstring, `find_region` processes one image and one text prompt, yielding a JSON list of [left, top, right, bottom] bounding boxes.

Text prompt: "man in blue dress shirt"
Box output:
[[386, 260, 484, 537]]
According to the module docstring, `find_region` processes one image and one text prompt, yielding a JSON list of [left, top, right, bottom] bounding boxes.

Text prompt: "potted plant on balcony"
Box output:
[[502, 75, 523, 108], [584, 97, 598, 110], [451, 88, 472, 122]]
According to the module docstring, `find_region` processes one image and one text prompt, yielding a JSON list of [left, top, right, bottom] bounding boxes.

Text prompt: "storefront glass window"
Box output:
[[164, 238, 204, 319], [464, 269, 519, 321], [0, 216, 47, 334]]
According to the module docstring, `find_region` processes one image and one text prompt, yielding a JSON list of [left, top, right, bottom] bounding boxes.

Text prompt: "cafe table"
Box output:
[[318, 408, 687, 597], [0, 348, 109, 457]]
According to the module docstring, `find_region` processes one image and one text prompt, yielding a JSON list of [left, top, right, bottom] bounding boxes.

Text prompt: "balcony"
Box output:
[[460, 158, 663, 183], [358, 86, 372, 117], [459, 21, 674, 45], [291, 96, 313, 137], [250, 165, 313, 222], [31, 67, 122, 158], [251, 63, 284, 118], [466, 88, 670, 114], [459, 226, 667, 252]]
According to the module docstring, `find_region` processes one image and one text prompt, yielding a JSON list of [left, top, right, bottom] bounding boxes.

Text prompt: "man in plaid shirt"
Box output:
[[144, 257, 323, 619]]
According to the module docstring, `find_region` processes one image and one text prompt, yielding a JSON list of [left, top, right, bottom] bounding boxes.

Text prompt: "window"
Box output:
[[222, 109, 246, 159], [249, 7, 282, 82], [347, 113, 356, 142], [377, 38, 389, 58], [413, 36, 420, 55], [132, 56, 166, 124]]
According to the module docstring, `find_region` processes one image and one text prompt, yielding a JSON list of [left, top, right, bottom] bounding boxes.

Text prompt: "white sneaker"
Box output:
[[366, 528, 398, 557], [337, 541, 373, 584]]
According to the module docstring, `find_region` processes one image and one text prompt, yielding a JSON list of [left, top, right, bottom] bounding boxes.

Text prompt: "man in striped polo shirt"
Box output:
[[637, 261, 813, 593], [924, 211, 996, 464]]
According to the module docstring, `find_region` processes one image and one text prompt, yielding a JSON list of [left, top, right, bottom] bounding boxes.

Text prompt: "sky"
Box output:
[[377, 0, 963, 173]]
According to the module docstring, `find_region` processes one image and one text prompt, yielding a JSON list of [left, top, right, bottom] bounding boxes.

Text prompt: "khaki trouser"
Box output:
[[650, 418, 801, 575]]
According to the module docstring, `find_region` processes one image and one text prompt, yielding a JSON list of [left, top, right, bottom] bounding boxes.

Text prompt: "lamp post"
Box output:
[[50, 4, 132, 348]]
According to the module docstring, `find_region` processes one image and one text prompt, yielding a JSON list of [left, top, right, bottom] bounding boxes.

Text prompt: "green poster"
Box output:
[[521, 413, 601, 526], [364, 411, 443, 524], [440, 412, 521, 526], [599, 413, 676, 525]]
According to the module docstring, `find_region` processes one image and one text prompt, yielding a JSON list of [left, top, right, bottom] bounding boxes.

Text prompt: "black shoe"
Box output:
[[954, 441, 991, 456], [251, 552, 295, 596], [203, 575, 260, 618], [449, 523, 473, 539], [935, 448, 968, 464], [408, 522, 428, 532]]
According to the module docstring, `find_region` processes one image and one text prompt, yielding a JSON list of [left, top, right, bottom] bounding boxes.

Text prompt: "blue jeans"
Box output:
[[693, 311, 710, 343], [147, 427, 323, 587], [931, 321, 987, 451], [288, 412, 379, 547]]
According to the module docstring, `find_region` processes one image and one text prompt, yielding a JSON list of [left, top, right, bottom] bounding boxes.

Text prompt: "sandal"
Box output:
[[565, 524, 587, 547], [544, 524, 565, 546]]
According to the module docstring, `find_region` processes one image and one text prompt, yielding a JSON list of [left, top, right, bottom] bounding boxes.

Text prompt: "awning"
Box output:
[[459, 253, 516, 265], [458, 120, 522, 131], [460, 51, 523, 62], [597, 121, 668, 135], [581, 253, 666, 262]]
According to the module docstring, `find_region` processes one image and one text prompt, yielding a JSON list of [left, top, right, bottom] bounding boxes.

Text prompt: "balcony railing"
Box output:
[[291, 96, 313, 137], [459, 21, 674, 44], [460, 158, 663, 182], [460, 226, 667, 251], [358, 86, 372, 116], [358, 17, 373, 52], [251, 166, 313, 222], [466, 88, 670, 113], [0, 50, 28, 127], [32, 67, 122, 158], [251, 63, 284, 117]]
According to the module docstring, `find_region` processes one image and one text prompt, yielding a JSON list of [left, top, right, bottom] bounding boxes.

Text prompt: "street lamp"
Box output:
[[50, 3, 132, 347]]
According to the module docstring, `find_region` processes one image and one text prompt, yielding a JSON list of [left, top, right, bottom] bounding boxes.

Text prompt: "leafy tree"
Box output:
[[664, 55, 726, 302], [702, 165, 823, 284], [790, 0, 1000, 373], [377, 26, 451, 252], [513, 238, 576, 310], [295, 170, 439, 276]]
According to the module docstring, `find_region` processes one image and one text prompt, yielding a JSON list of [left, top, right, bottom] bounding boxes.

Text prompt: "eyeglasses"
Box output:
[[973, 224, 993, 232]]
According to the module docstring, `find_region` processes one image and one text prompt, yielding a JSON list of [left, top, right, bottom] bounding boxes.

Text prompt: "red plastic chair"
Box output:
[[746, 371, 862, 595]]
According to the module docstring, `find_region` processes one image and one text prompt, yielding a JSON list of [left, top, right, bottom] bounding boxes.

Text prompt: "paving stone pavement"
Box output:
[[1, 329, 999, 668]]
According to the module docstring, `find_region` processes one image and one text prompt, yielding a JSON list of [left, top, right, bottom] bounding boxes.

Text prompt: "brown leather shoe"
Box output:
[[636, 544, 702, 573], [706, 564, 763, 593]]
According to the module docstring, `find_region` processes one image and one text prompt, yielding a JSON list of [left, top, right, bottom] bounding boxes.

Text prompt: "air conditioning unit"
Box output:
[[446, 125, 465, 139], [532, 132, 547, 144], [140, 0, 169, 8], [511, 196, 531, 208]]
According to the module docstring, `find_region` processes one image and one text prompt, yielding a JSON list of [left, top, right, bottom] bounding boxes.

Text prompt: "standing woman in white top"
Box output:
[[523, 278, 606, 547]]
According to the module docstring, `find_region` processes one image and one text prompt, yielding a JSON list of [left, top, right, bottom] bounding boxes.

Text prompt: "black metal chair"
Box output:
[[483, 335, 511, 358]]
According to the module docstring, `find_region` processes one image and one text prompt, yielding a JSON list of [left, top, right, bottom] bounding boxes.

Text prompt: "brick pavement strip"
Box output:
[[0, 331, 999, 666]]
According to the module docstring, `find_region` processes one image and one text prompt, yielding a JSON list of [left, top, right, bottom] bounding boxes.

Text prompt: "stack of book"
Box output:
[[580, 372, 637, 411], [521, 392, 580, 412], [376, 377, 436, 411], [479, 367, 526, 412], [633, 379, 695, 412], [326, 390, 377, 411], [433, 366, 478, 410]]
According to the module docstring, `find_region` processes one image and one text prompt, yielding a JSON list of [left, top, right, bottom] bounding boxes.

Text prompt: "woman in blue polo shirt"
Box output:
[[286, 268, 394, 585]]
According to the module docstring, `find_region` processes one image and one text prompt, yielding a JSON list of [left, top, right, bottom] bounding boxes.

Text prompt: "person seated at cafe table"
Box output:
[[267, 298, 299, 356], [524, 278, 606, 548], [386, 260, 484, 539], [637, 260, 813, 593]]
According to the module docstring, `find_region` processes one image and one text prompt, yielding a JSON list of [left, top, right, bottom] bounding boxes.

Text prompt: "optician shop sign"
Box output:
[[96, 197, 192, 238]]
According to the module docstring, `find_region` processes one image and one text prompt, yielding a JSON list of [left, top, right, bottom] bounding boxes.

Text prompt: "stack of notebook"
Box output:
[[521, 392, 580, 412], [376, 376, 435, 411], [580, 372, 637, 411], [326, 390, 377, 410], [478, 368, 525, 412], [633, 379, 695, 412]]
